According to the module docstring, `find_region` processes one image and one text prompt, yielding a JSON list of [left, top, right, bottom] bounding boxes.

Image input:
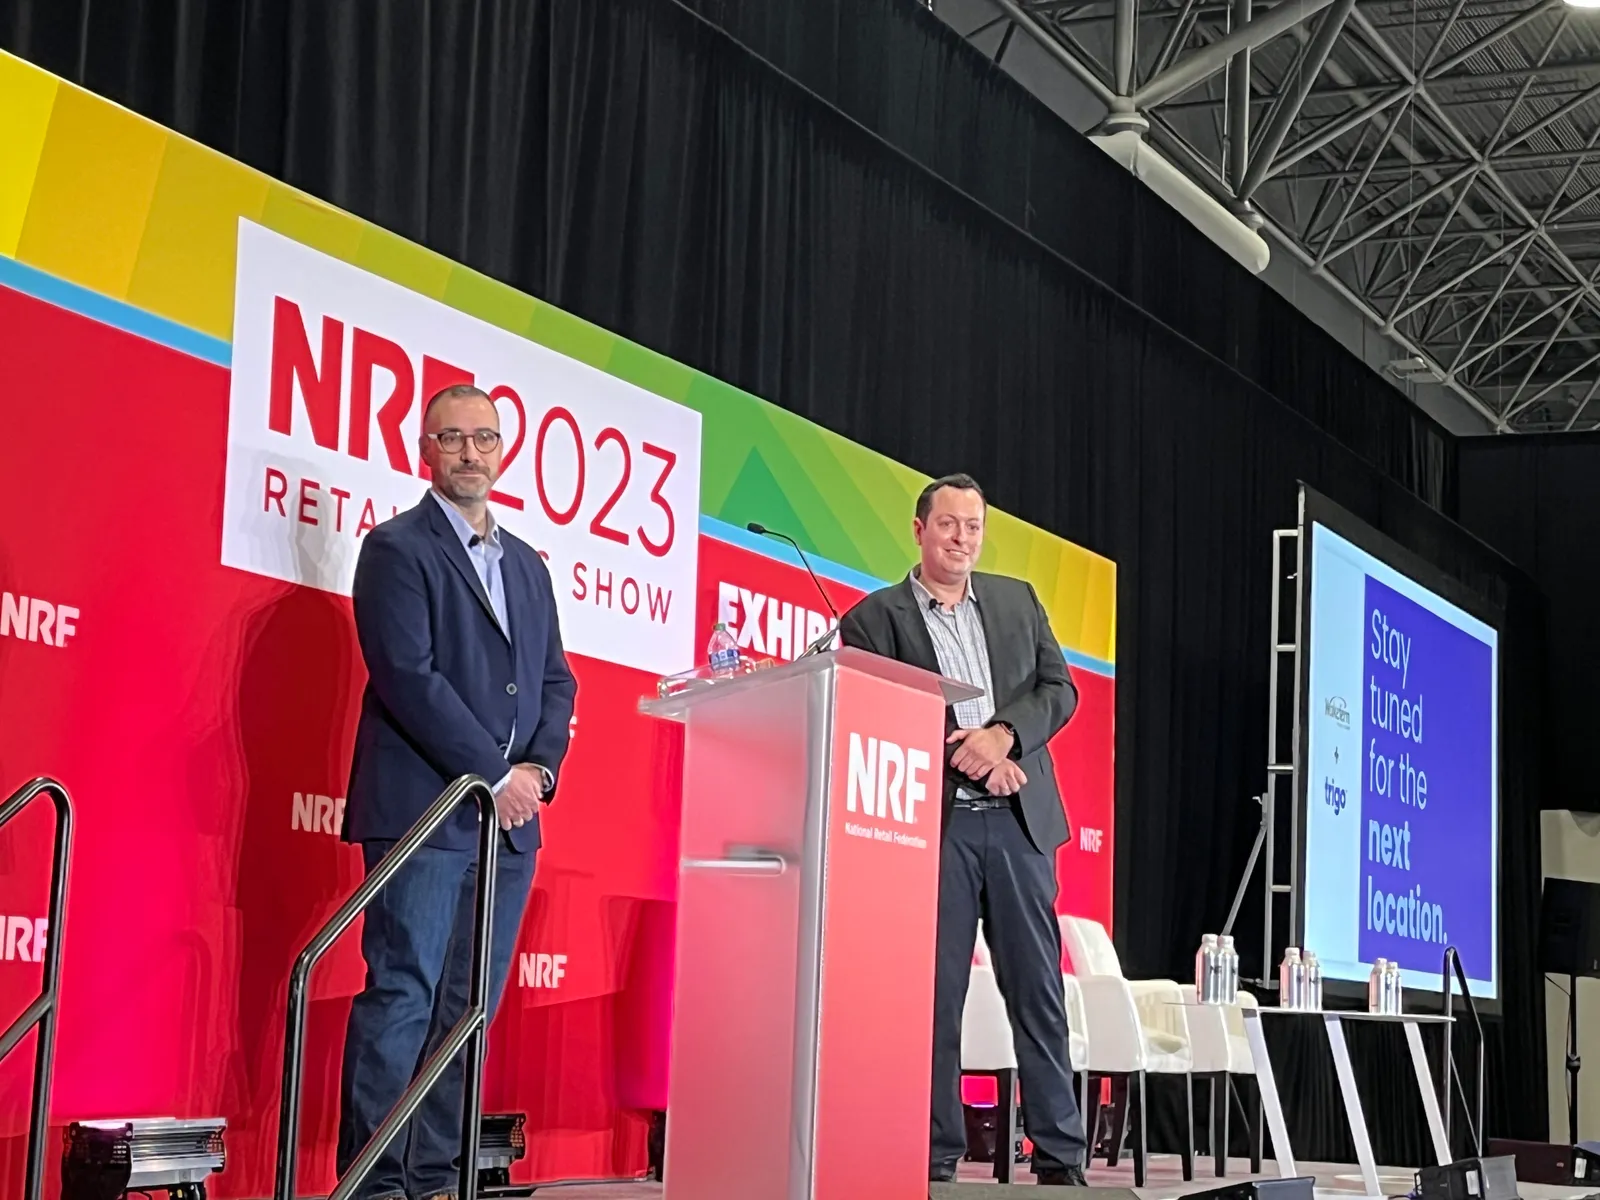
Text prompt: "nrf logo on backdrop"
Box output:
[[220, 219, 701, 680], [519, 952, 567, 989], [1, 591, 78, 648], [1, 916, 49, 963], [292, 791, 346, 837]]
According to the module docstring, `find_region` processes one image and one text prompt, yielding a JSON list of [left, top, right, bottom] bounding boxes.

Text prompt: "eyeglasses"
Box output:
[[427, 429, 502, 454]]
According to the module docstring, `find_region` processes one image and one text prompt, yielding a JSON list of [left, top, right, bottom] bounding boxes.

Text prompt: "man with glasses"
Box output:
[[338, 384, 576, 1200]]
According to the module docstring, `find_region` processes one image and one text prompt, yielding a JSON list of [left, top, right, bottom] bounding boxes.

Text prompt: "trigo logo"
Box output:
[[220, 219, 702, 678], [1324, 695, 1352, 730], [845, 733, 932, 826]]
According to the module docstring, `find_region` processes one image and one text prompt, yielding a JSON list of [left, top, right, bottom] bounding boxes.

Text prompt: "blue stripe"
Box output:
[[0, 254, 232, 367], [1063, 647, 1117, 679], [698, 515, 890, 595], [1, 254, 1118, 680]]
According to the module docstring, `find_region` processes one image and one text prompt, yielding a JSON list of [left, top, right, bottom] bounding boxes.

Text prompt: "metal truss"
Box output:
[[950, 0, 1600, 433]]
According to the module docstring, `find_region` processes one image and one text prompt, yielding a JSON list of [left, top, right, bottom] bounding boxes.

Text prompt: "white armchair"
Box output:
[[1183, 984, 1263, 1176], [960, 926, 1093, 1183], [1059, 916, 1195, 1184]]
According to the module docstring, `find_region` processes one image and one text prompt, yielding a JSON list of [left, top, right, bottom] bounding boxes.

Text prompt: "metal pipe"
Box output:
[[1389, 228, 1538, 327], [1241, 0, 1357, 195], [1563, 373, 1600, 430], [275, 775, 500, 1200], [1499, 77, 1600, 154], [1150, 0, 1205, 82], [1145, 115, 1503, 425], [1313, 94, 1420, 264], [1271, 86, 1408, 178], [1115, 0, 1139, 95], [1226, 0, 1253, 189], [1386, 176, 1477, 322], [1286, 146, 1600, 182], [1427, 0, 1562, 78], [0, 778, 72, 1200], [1132, 0, 1338, 109], [993, 0, 1119, 108]]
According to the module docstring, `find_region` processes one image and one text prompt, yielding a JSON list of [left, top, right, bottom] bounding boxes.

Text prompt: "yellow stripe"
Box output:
[[0, 53, 59, 258]]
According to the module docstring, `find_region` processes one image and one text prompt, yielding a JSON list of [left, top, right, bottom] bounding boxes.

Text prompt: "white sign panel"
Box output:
[[222, 219, 702, 676]]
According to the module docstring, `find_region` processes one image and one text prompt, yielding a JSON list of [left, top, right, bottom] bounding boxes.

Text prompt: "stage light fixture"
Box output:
[[61, 1117, 226, 1200], [477, 1112, 530, 1197]]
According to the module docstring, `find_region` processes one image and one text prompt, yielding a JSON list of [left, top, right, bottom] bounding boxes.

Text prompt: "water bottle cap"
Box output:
[[713, 621, 727, 631], [1202, 933, 1218, 944], [1219, 934, 1234, 947]]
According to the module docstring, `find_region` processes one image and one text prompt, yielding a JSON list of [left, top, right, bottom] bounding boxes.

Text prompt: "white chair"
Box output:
[[1059, 915, 1195, 1184], [960, 926, 1092, 1183], [1184, 985, 1263, 1176]]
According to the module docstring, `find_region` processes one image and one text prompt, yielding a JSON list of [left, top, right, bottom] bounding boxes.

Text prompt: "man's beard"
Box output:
[[442, 468, 492, 502]]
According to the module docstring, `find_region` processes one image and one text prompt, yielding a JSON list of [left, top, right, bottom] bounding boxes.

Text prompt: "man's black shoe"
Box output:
[[1035, 1163, 1089, 1186], [929, 1162, 958, 1183]]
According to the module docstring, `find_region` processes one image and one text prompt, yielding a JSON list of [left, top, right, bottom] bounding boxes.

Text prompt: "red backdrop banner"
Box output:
[[0, 272, 1113, 1194]]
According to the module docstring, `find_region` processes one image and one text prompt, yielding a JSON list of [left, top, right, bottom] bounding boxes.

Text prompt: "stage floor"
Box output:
[[508, 1155, 1600, 1196]]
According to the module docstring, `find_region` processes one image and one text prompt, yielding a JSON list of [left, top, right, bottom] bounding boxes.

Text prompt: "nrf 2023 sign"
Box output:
[[221, 220, 703, 677]]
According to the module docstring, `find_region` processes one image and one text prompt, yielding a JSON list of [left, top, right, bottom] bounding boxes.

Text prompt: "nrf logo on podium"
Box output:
[[845, 733, 932, 826]]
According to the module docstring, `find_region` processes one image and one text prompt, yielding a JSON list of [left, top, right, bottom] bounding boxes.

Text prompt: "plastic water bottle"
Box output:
[[1384, 961, 1404, 1015], [1219, 934, 1240, 1003], [1279, 947, 1303, 1009], [1304, 951, 1323, 1011], [1367, 958, 1389, 1013], [1196, 934, 1221, 1003], [707, 622, 740, 675]]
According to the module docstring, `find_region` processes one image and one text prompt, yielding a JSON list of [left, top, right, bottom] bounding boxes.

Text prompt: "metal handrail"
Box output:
[[1439, 945, 1485, 1156], [274, 775, 499, 1200], [0, 777, 73, 1200]]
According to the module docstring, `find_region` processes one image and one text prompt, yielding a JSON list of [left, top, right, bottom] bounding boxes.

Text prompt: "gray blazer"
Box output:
[[837, 572, 1078, 852]]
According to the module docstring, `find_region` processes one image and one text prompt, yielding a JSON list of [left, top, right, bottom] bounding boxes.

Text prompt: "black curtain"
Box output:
[[1458, 435, 1600, 815], [0, 0, 1548, 1159]]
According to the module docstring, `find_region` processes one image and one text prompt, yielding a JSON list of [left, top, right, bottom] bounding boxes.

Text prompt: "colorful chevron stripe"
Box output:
[[0, 50, 1115, 667]]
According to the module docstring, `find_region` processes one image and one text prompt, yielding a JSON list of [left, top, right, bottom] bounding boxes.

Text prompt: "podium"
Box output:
[[641, 647, 981, 1200]]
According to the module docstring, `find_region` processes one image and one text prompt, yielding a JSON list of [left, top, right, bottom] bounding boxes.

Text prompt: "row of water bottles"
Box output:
[[1194, 934, 1240, 1004]]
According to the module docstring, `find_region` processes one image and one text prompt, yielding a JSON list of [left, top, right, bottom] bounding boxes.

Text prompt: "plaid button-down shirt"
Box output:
[[909, 571, 995, 799]]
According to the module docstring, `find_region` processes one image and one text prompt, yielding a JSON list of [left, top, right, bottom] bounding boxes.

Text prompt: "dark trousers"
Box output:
[[337, 837, 536, 1200], [932, 804, 1087, 1175]]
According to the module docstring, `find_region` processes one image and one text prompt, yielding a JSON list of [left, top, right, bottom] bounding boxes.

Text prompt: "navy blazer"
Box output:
[[345, 493, 576, 852]]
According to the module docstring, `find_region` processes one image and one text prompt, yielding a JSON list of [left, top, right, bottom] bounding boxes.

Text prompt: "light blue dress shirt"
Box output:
[[429, 490, 532, 796]]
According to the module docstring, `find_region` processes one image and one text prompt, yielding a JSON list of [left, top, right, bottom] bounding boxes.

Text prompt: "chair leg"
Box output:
[[995, 1067, 1018, 1184], [1132, 1070, 1148, 1188], [1107, 1074, 1129, 1167], [1230, 1076, 1264, 1173], [1182, 1072, 1195, 1181], [1213, 1072, 1230, 1177]]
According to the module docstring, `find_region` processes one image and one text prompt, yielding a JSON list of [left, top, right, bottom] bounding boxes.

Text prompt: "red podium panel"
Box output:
[[641, 648, 975, 1200], [813, 664, 944, 1198]]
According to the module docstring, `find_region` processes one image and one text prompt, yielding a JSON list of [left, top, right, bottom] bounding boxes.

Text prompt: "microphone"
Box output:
[[746, 521, 842, 657]]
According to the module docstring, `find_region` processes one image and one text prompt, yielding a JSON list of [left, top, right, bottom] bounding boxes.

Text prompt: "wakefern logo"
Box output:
[[1324, 695, 1351, 730], [0, 591, 78, 648]]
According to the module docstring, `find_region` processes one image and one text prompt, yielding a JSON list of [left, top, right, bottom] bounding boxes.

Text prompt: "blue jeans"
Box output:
[[337, 836, 536, 1200]]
